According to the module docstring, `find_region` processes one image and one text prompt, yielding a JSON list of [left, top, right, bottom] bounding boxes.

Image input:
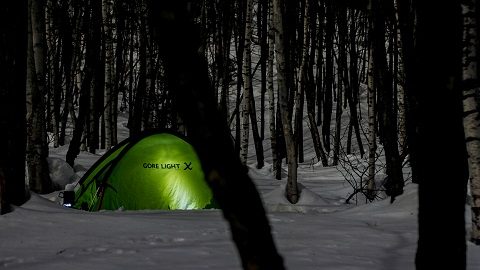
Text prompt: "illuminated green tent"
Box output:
[[73, 131, 216, 211]]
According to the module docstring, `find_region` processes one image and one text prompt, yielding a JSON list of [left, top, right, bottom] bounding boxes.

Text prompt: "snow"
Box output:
[[2, 151, 480, 269], [4, 112, 479, 269], [47, 157, 78, 189]]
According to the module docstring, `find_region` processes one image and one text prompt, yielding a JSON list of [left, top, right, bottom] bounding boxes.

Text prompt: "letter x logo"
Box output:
[[184, 162, 192, 170]]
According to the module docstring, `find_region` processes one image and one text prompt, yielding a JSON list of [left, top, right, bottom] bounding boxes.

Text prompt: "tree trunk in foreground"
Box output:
[[150, 2, 285, 269], [461, 0, 480, 245], [27, 0, 53, 194], [0, 1, 30, 213], [414, 1, 469, 269]]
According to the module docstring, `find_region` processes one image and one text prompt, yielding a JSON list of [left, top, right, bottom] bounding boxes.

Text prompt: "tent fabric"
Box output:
[[73, 131, 216, 211]]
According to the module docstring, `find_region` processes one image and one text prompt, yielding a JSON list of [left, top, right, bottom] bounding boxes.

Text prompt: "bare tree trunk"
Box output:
[[414, 1, 469, 268], [243, 0, 265, 168], [113, 0, 126, 146], [275, 103, 286, 179], [348, 10, 365, 158], [142, 11, 155, 130], [59, 1, 78, 146], [46, 5, 61, 149], [397, 58, 407, 159], [103, 0, 114, 149], [294, 87, 305, 164], [234, 0, 246, 156], [305, 0, 328, 167], [294, 3, 305, 163], [240, 0, 253, 165], [333, 71, 343, 166], [127, 20, 135, 127], [87, 0, 103, 154], [259, 0, 268, 140], [462, 0, 480, 245], [0, 169, 7, 214], [130, 13, 147, 136], [305, 10, 329, 169], [274, 0, 298, 204], [267, 0, 278, 176], [253, 4, 266, 168], [66, 1, 98, 167], [397, 0, 419, 184], [218, 1, 233, 122], [316, 0, 325, 127], [371, 0, 404, 201], [0, 1, 30, 213], [27, 0, 53, 193], [394, 0, 407, 158], [333, 7, 347, 166], [366, 45, 376, 200], [249, 93, 266, 168], [322, 0, 335, 154], [295, 0, 313, 165]]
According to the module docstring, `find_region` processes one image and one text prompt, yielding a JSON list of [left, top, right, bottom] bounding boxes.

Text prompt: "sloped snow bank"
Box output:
[[47, 157, 79, 189], [263, 183, 345, 213]]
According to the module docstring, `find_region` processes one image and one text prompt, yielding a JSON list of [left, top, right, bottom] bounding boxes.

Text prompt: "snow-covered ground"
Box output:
[[1, 147, 479, 269]]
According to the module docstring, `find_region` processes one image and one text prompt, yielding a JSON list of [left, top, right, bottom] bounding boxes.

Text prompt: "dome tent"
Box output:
[[72, 131, 216, 211]]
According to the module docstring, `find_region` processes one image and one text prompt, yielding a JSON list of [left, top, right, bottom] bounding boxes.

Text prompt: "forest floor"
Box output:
[[1, 124, 479, 269]]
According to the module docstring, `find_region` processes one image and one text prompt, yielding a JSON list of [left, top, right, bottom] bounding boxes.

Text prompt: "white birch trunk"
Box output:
[[367, 47, 376, 200], [27, 0, 52, 193], [462, 0, 480, 244], [240, 0, 254, 165], [395, 0, 407, 157], [295, 0, 310, 164], [267, 0, 277, 175], [103, 0, 114, 149]]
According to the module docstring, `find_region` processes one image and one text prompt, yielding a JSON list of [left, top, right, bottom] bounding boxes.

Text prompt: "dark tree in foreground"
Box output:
[[461, 0, 480, 245], [412, 1, 469, 269], [150, 1, 285, 269], [26, 0, 53, 194], [0, 1, 30, 214]]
